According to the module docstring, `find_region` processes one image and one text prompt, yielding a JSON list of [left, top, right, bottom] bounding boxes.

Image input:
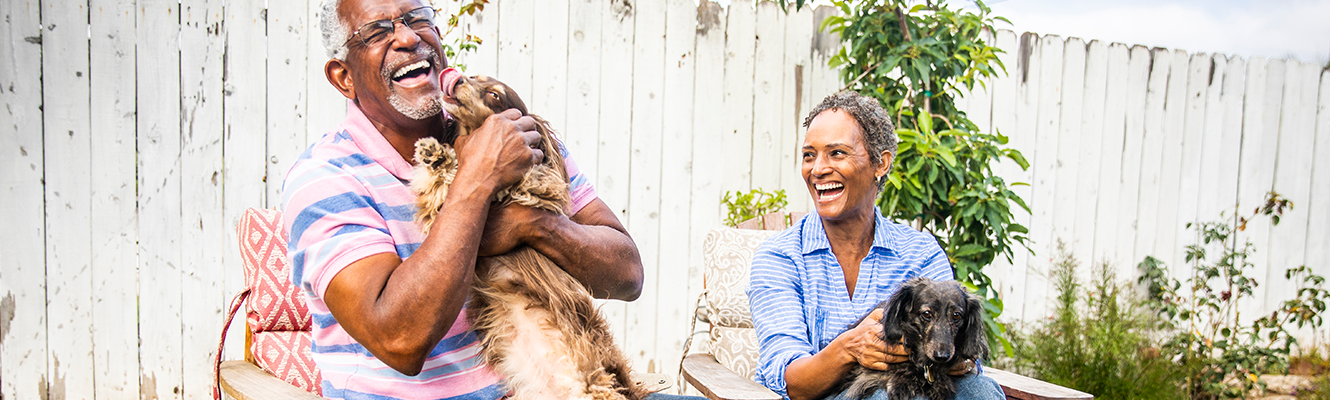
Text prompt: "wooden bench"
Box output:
[[680, 215, 1092, 400]]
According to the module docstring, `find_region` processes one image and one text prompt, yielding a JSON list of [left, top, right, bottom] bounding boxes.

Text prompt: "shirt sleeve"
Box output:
[[558, 138, 598, 216], [746, 233, 811, 398], [282, 158, 399, 299], [920, 233, 954, 282]]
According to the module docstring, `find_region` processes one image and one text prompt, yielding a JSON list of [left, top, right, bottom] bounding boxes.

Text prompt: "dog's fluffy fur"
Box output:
[[409, 72, 645, 400], [842, 277, 989, 400]]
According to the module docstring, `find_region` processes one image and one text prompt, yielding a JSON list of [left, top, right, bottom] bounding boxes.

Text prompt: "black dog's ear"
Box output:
[[954, 284, 990, 362], [880, 281, 918, 343]]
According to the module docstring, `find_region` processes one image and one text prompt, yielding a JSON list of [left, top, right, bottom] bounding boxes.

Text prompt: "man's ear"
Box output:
[[325, 59, 356, 100]]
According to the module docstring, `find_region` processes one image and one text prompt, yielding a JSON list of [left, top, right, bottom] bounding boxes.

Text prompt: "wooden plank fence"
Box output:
[[2, 0, 1328, 398]]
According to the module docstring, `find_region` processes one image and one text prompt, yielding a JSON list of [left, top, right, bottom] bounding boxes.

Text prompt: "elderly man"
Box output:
[[280, 0, 646, 398]]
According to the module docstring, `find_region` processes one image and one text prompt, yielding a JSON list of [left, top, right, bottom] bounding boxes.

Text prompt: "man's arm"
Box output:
[[478, 198, 644, 301], [319, 110, 541, 376]]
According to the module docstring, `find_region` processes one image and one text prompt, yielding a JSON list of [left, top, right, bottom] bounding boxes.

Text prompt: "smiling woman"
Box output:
[[745, 91, 1007, 400]]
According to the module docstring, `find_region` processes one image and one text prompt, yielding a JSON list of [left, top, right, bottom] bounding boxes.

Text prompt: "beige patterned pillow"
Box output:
[[702, 228, 778, 379]]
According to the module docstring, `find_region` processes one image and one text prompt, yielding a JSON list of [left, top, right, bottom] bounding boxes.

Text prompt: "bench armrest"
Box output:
[[219, 360, 324, 400], [680, 354, 781, 400], [984, 367, 1093, 400]]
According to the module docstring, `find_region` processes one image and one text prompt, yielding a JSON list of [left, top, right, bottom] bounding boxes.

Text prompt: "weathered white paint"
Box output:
[[181, 0, 228, 398], [721, 1, 756, 194], [625, 0, 666, 373], [6, 0, 1330, 396], [138, 0, 184, 398], [90, 0, 142, 396], [42, 0, 94, 397], [656, 0, 700, 377], [223, 0, 270, 367]]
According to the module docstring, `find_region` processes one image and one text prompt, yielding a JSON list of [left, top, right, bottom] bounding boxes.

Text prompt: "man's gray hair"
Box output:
[[320, 0, 350, 60]]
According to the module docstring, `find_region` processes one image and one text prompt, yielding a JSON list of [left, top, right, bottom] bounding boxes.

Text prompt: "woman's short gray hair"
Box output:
[[319, 0, 350, 60], [803, 90, 898, 190]]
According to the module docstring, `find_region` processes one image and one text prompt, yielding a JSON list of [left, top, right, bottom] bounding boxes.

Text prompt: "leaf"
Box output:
[[955, 244, 988, 257], [936, 146, 958, 167]]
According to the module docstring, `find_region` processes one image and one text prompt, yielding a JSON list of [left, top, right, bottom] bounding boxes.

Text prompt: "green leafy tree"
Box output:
[[778, 0, 1031, 353]]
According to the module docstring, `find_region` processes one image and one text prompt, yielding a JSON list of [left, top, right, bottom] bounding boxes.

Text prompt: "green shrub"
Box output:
[[721, 189, 789, 228], [1008, 242, 1183, 400], [1138, 191, 1330, 399]]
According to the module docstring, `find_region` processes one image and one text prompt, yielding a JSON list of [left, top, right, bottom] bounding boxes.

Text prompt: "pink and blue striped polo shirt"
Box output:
[[281, 102, 597, 400]]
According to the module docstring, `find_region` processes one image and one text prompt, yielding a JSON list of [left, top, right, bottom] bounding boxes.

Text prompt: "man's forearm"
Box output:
[[528, 215, 644, 301]]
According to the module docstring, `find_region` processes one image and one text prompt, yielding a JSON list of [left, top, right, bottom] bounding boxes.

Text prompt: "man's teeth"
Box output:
[[393, 60, 430, 79], [815, 182, 843, 191]]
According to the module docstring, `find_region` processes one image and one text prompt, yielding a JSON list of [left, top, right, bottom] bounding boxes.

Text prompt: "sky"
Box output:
[[714, 0, 1330, 66], [985, 0, 1330, 66]]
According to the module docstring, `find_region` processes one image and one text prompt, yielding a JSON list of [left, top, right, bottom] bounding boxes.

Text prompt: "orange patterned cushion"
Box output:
[[236, 208, 322, 395]]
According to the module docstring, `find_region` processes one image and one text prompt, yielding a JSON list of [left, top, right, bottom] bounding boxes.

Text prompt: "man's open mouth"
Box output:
[[815, 182, 845, 201], [391, 60, 433, 86]]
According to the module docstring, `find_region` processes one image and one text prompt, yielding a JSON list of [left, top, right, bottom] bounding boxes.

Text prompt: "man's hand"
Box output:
[[477, 203, 549, 257], [453, 109, 542, 192]]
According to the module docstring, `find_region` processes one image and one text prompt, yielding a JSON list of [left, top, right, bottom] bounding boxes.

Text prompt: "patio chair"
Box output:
[[680, 212, 1093, 400], [215, 207, 670, 400]]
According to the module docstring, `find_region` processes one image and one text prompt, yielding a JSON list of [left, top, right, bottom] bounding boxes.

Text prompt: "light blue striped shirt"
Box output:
[[746, 209, 953, 398]]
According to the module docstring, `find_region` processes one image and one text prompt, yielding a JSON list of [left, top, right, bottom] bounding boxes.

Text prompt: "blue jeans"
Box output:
[[822, 373, 1005, 400]]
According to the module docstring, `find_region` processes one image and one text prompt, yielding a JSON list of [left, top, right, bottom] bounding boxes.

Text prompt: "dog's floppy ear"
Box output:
[[953, 284, 990, 362], [880, 280, 918, 343]]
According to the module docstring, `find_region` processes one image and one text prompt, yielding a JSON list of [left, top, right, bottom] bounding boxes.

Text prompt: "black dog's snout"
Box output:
[[930, 349, 953, 363]]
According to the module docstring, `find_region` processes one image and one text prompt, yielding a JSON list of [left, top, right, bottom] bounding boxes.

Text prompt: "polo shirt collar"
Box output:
[[799, 208, 897, 255], [341, 100, 414, 180]]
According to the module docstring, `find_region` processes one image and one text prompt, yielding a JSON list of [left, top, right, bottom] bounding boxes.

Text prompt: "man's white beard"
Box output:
[[389, 90, 442, 120]]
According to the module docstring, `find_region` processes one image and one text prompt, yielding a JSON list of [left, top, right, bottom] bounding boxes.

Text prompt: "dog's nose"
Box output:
[[931, 349, 952, 363]]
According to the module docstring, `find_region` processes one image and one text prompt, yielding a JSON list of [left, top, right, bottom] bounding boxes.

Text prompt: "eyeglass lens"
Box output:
[[357, 7, 435, 46]]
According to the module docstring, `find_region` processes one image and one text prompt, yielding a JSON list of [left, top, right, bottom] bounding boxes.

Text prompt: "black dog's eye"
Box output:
[[951, 311, 962, 321], [921, 310, 933, 321], [487, 91, 501, 100]]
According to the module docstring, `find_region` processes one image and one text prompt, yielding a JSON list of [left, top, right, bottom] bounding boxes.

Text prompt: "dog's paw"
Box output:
[[413, 137, 444, 166]]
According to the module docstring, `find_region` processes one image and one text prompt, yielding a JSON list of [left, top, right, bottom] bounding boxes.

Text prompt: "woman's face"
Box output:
[[801, 109, 891, 222]]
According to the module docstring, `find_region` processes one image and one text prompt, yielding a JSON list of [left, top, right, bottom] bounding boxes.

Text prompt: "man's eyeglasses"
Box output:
[[343, 6, 437, 48]]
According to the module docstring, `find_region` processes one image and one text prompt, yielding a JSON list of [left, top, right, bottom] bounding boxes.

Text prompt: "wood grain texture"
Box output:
[[138, 0, 185, 398], [686, 2, 729, 379], [626, 0, 666, 372], [90, 0, 142, 395], [655, 0, 699, 381], [749, 1, 785, 192], [219, 361, 324, 400], [41, 0, 94, 397], [1070, 39, 1108, 267], [1, 0, 49, 397], [681, 354, 782, 400], [181, 0, 227, 397], [223, 0, 270, 364], [720, 0, 756, 194]]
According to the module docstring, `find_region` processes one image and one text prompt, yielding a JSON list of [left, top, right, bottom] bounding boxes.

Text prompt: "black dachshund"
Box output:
[[842, 277, 989, 400]]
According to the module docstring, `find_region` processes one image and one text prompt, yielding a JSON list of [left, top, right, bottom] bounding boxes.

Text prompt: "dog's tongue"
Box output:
[[440, 68, 462, 98]]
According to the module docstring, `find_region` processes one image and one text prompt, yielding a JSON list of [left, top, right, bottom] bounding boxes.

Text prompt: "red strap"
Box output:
[[214, 289, 252, 400]]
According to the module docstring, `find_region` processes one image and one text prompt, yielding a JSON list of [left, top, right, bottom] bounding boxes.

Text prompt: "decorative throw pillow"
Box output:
[[236, 208, 322, 395], [702, 228, 777, 379]]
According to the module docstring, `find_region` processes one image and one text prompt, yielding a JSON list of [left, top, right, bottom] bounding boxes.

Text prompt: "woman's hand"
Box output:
[[840, 308, 910, 370]]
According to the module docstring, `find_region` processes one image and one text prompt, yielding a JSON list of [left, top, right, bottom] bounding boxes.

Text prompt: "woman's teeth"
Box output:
[[815, 182, 843, 191]]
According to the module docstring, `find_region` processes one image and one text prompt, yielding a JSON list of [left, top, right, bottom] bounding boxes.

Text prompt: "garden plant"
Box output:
[[778, 0, 1031, 353], [1006, 242, 1184, 400], [1139, 191, 1330, 399]]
